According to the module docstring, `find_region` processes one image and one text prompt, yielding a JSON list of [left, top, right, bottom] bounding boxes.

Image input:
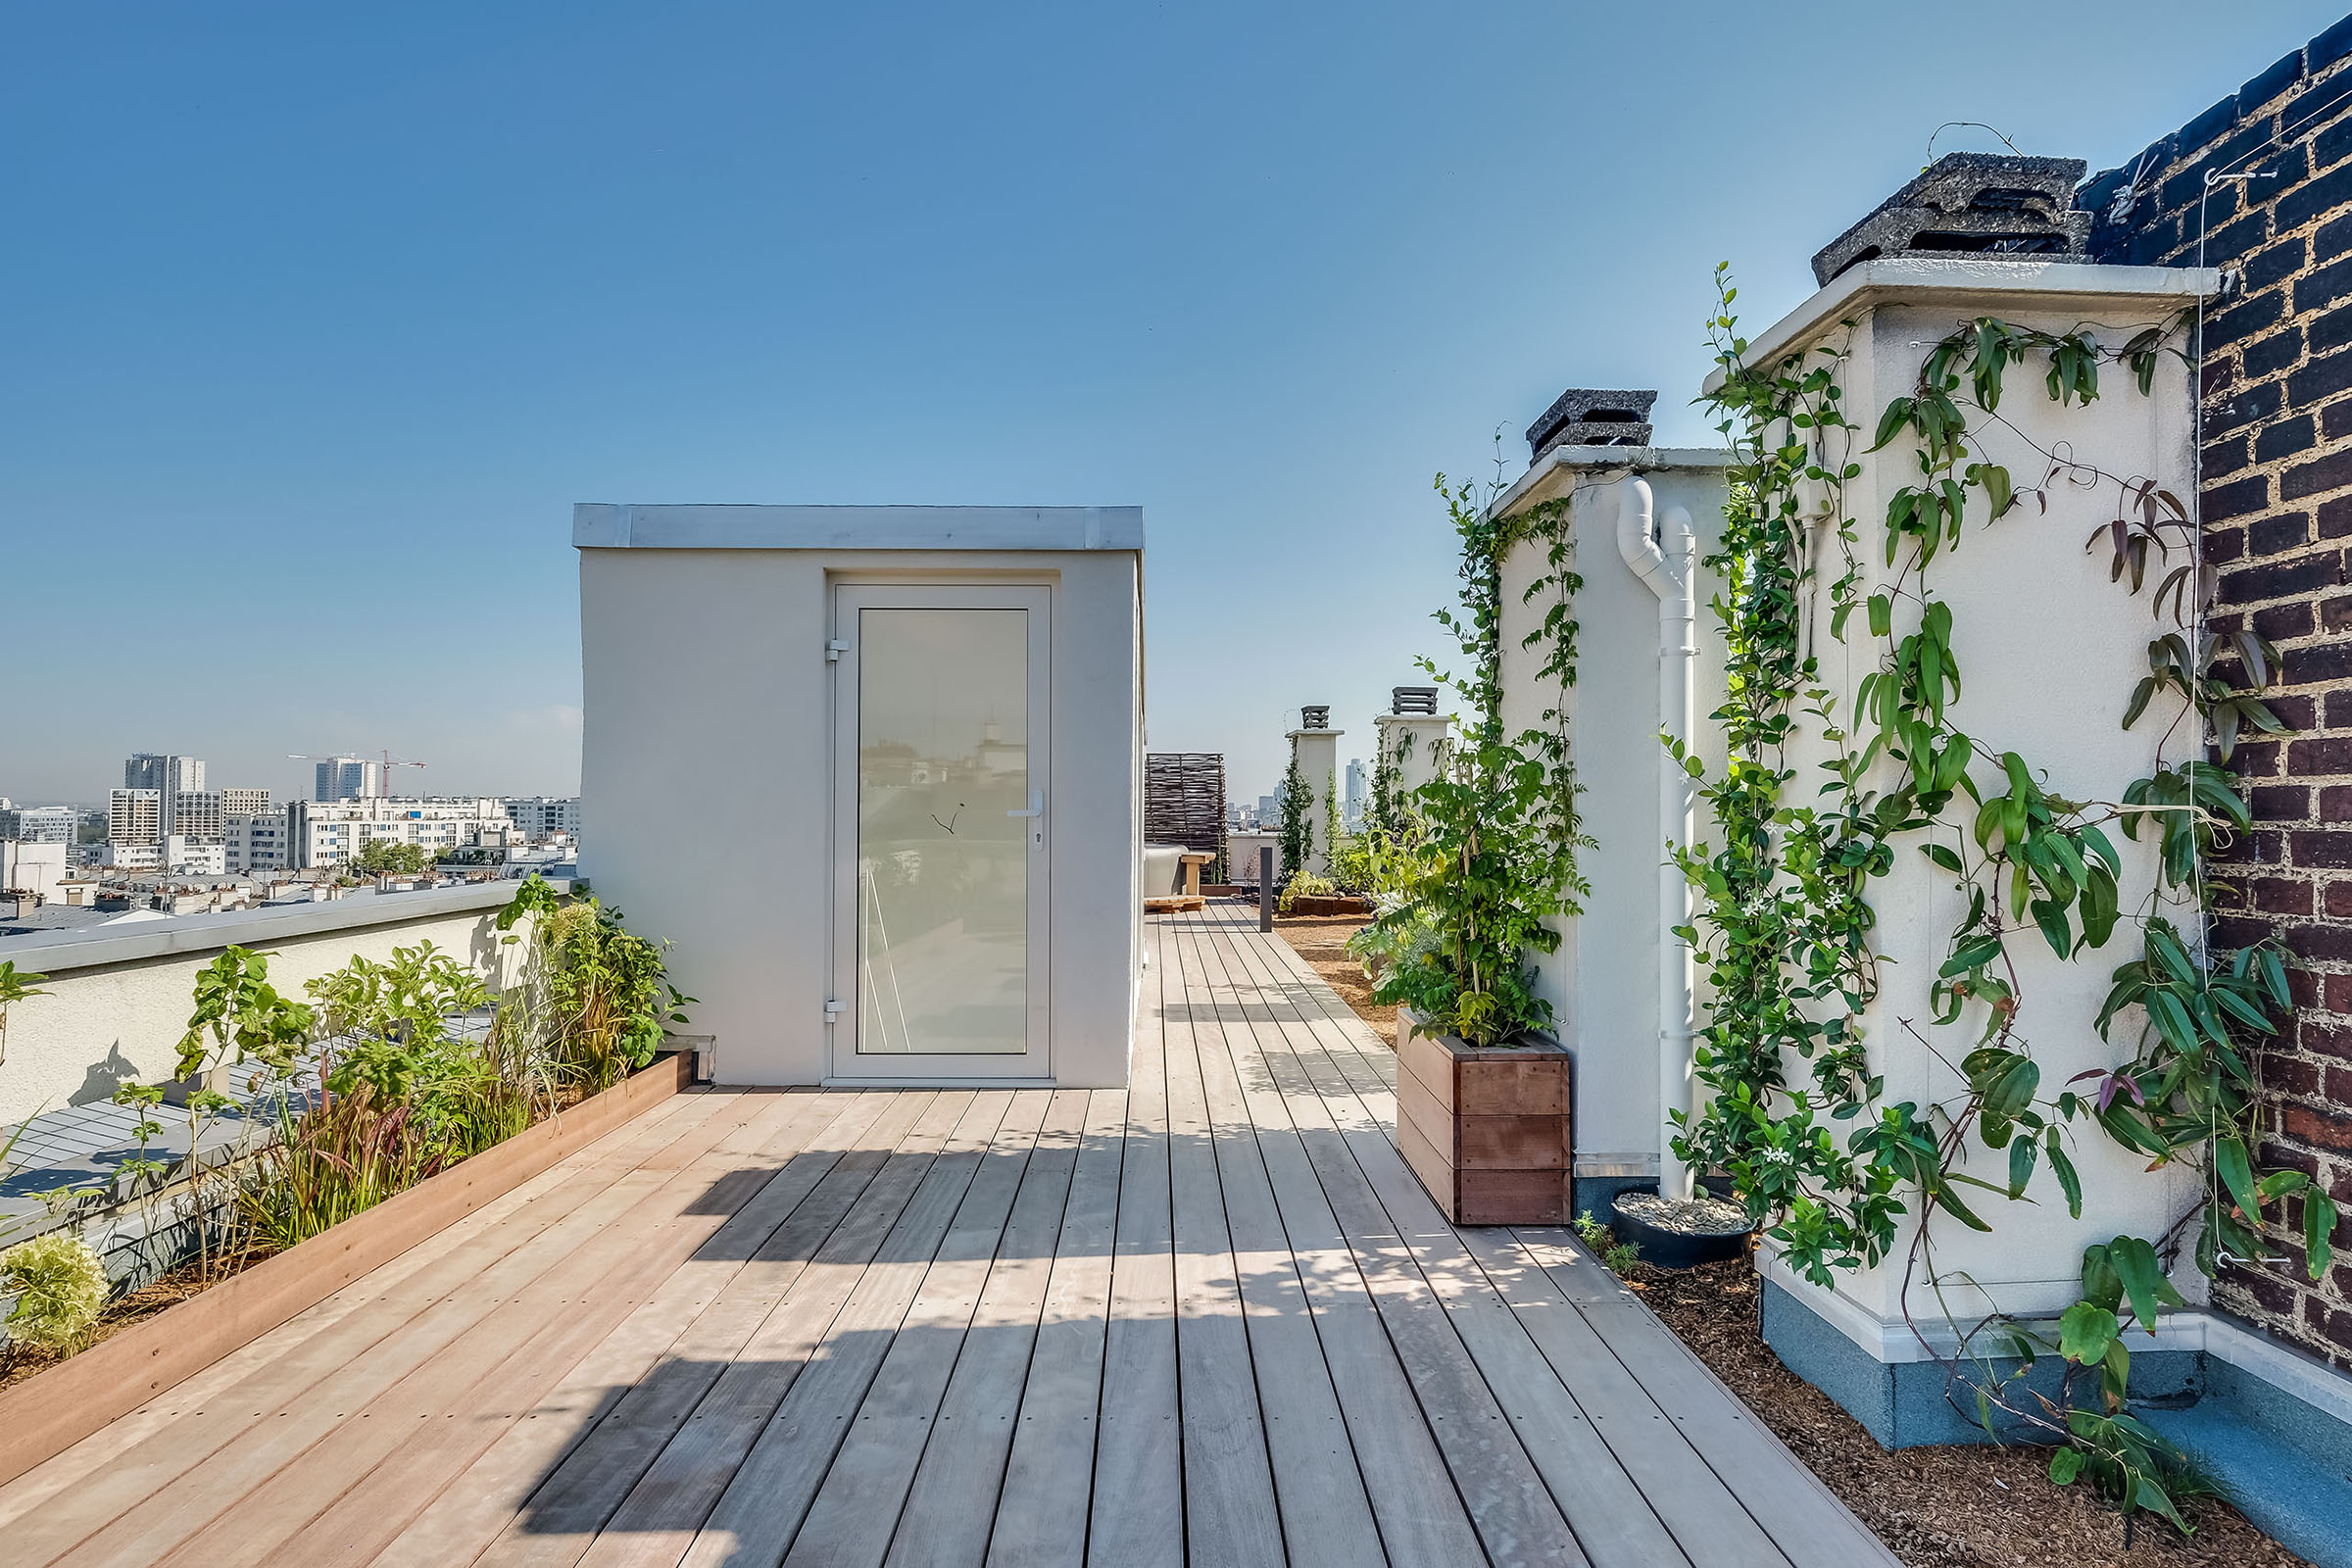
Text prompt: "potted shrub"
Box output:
[[1370, 719, 1585, 1225]]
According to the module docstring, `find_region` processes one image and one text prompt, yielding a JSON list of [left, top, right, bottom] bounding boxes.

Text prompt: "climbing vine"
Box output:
[[1367, 476, 1592, 1045], [1678, 263, 2322, 1528], [1276, 751, 1313, 884]]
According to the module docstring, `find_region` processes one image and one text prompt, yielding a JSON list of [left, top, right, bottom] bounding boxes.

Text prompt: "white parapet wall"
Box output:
[[0, 883, 528, 1125], [1493, 447, 1732, 1203], [1713, 258, 2222, 1334]]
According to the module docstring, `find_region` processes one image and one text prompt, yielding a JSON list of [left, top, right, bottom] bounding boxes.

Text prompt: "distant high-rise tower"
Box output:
[[1345, 759, 1368, 830], [315, 757, 384, 802], [124, 754, 205, 836]]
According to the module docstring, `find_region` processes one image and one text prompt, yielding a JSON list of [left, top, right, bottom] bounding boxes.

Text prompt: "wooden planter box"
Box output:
[[1286, 894, 1373, 916], [1395, 1009, 1572, 1225]]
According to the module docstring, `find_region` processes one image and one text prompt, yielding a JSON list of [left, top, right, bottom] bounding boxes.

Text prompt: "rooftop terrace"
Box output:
[[0, 906, 1889, 1568]]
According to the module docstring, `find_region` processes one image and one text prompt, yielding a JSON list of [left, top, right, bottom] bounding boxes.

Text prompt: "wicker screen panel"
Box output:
[[1144, 752, 1226, 878]]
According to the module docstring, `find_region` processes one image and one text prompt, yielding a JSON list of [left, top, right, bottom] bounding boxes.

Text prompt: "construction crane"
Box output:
[[287, 751, 427, 799]]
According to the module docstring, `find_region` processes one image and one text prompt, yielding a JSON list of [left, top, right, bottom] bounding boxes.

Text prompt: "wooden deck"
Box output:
[[0, 905, 1895, 1568]]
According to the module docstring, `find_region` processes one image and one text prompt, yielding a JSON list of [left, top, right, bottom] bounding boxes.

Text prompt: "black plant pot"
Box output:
[[1609, 1193, 1751, 1270]]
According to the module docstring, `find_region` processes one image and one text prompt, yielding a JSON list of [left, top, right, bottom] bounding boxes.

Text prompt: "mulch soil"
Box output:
[[1273, 915, 2312, 1568], [1632, 1257, 2311, 1568]]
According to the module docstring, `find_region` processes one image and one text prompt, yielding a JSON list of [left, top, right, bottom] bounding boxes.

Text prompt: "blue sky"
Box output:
[[6, 1, 2346, 809]]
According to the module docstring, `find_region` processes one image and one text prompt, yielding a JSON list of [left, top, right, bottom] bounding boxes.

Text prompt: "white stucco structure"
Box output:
[[1494, 448, 1733, 1200], [1706, 259, 2222, 1332], [575, 504, 1144, 1090], [1285, 726, 1343, 876], [1371, 712, 1451, 796]]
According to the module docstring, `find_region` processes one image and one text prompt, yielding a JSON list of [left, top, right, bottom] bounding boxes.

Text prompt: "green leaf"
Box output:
[[1981, 463, 2014, 519], [1870, 397, 1917, 452], [2048, 1446, 2086, 1486], [2008, 1134, 2039, 1199], [2216, 1137, 2264, 1227], [2058, 1300, 2120, 1364], [2106, 1235, 2183, 1331], [2306, 1190, 2338, 1280], [1867, 594, 1892, 638], [2047, 1137, 2083, 1219]]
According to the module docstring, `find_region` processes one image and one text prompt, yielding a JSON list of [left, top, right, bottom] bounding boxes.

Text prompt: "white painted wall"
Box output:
[[1495, 452, 1732, 1188], [1721, 261, 2217, 1324], [1227, 831, 1279, 885], [577, 534, 1143, 1090], [0, 885, 526, 1124], [1286, 728, 1343, 876]]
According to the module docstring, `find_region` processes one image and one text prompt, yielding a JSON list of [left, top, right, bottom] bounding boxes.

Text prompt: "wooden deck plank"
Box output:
[[1083, 919, 1183, 1568], [1167, 918, 1387, 1568], [1185, 916, 1490, 1568], [4, 1092, 722, 1560], [1225, 916, 1701, 1568], [1507, 1231, 1900, 1568], [1246, 913, 1892, 1568], [0, 1090, 711, 1537], [1248, 928, 1811, 1568], [778, 1090, 1059, 1568], [565, 1091, 969, 1568], [979, 1089, 1125, 1568], [1226, 925, 1740, 1568], [6, 909, 1895, 1568], [146, 1091, 821, 1568], [377, 1091, 898, 1568], [271, 1089, 874, 1568], [673, 1092, 1020, 1568], [1196, 913, 1592, 1568], [34, 1091, 748, 1568], [1159, 923, 1285, 1568], [880, 1089, 1089, 1568]]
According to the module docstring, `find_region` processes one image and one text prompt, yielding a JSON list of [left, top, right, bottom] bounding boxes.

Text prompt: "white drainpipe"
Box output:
[[1615, 475, 1698, 1200]]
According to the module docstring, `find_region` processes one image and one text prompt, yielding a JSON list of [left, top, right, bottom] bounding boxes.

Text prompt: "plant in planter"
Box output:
[[0, 1231, 108, 1357], [1376, 474, 1590, 1223], [173, 947, 314, 1272], [0, 960, 47, 1070]]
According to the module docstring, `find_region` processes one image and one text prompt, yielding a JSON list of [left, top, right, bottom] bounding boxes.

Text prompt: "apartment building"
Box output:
[[287, 797, 510, 869], [124, 754, 204, 835], [313, 757, 383, 801], [220, 787, 270, 819], [0, 805, 74, 843], [107, 788, 161, 846], [223, 813, 289, 873], [500, 795, 581, 840]]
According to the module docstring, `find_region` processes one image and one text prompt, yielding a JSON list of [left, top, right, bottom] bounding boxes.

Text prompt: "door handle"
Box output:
[[1006, 790, 1044, 818]]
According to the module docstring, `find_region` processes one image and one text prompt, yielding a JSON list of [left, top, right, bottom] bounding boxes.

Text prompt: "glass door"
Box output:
[[831, 584, 1050, 1078]]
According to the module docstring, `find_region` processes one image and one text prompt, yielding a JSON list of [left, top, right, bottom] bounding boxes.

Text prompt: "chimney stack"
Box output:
[[1526, 388, 1656, 463]]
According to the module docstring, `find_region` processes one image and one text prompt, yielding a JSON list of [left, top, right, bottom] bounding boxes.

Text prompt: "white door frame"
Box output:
[[827, 582, 1052, 1083]]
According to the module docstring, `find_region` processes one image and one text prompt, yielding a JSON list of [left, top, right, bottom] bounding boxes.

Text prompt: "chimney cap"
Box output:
[[1390, 686, 1439, 716], [1298, 706, 1331, 730], [1810, 152, 2091, 286], [1526, 388, 1657, 462]]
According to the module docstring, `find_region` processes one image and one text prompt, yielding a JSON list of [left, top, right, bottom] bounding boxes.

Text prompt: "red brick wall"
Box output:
[[2082, 16, 2352, 1366]]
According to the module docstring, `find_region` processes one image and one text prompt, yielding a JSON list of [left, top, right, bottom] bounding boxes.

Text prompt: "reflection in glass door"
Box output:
[[834, 586, 1050, 1076]]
